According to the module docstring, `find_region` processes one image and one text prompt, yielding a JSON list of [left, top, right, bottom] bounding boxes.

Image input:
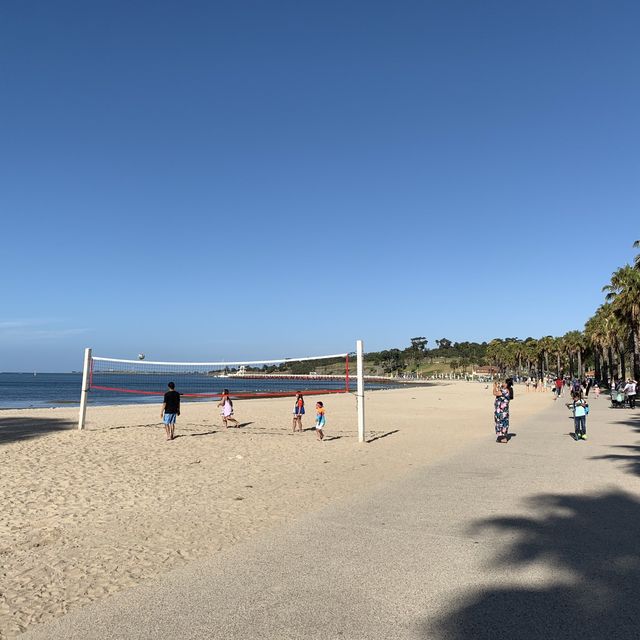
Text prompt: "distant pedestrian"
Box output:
[[292, 392, 305, 432], [623, 379, 637, 409], [218, 389, 239, 428], [594, 384, 601, 399], [493, 380, 511, 443], [554, 376, 563, 400], [585, 378, 593, 397], [161, 382, 180, 441], [315, 401, 325, 441]]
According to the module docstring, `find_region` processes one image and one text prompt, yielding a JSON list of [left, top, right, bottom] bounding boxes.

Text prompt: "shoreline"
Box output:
[[0, 380, 444, 412]]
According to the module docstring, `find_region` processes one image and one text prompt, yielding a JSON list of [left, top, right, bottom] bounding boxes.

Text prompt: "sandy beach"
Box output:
[[0, 382, 550, 638]]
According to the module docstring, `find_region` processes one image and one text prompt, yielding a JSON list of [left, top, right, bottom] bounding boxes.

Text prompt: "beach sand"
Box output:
[[0, 382, 550, 638]]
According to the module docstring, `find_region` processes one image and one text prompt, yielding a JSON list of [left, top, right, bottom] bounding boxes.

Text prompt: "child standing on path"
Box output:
[[292, 392, 305, 433], [315, 401, 325, 441], [572, 398, 588, 440], [218, 389, 239, 428]]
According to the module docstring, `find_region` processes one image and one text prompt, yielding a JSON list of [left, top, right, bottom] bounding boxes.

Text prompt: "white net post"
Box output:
[[356, 339, 365, 442], [78, 347, 92, 430]]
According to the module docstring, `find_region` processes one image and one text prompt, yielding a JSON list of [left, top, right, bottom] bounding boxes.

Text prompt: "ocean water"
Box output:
[[0, 372, 403, 409]]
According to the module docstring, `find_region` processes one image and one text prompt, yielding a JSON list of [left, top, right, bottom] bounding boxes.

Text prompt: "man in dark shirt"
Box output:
[[161, 382, 180, 441]]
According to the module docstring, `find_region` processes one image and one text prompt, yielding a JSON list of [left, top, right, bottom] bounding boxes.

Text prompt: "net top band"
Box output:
[[92, 353, 350, 367]]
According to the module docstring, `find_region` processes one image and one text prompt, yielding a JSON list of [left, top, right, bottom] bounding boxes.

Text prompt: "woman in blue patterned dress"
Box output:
[[493, 380, 510, 443]]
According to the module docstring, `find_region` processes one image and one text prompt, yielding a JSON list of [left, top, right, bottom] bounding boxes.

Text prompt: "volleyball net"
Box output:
[[88, 352, 352, 399], [79, 342, 367, 441]]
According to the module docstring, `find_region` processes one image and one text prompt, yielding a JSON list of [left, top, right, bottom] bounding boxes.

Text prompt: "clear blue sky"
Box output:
[[2, 1, 639, 371]]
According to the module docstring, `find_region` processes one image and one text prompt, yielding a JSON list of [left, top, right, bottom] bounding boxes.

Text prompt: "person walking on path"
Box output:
[[218, 389, 239, 428], [623, 379, 637, 409], [493, 380, 511, 443], [554, 376, 563, 400], [292, 392, 305, 432], [315, 401, 326, 441], [161, 381, 180, 441], [572, 398, 588, 440]]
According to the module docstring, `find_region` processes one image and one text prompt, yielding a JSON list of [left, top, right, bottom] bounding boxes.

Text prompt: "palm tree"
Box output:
[[512, 341, 527, 376], [503, 341, 519, 375], [487, 339, 513, 376], [585, 309, 608, 382], [550, 336, 564, 377], [485, 340, 503, 374], [563, 330, 586, 377], [603, 264, 640, 381], [634, 240, 639, 270], [537, 336, 555, 377]]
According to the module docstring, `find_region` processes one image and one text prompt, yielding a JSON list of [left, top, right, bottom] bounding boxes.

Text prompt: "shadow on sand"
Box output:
[[424, 490, 640, 639], [0, 415, 75, 445], [366, 429, 400, 443]]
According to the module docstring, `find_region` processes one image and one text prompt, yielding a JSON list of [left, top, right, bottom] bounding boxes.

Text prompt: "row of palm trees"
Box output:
[[585, 241, 640, 383], [484, 333, 587, 380], [483, 242, 640, 384]]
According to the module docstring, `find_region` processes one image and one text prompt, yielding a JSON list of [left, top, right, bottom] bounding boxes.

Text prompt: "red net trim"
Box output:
[[90, 386, 348, 399]]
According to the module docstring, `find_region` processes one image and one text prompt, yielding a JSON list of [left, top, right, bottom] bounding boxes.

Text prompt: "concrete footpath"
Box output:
[[24, 394, 640, 639]]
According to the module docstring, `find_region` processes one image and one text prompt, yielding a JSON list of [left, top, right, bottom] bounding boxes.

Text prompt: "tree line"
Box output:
[[363, 241, 640, 383]]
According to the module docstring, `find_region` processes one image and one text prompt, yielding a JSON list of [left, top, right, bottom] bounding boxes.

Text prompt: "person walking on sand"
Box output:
[[218, 389, 239, 428], [161, 381, 180, 441], [292, 392, 305, 432], [315, 401, 326, 441], [493, 380, 511, 443]]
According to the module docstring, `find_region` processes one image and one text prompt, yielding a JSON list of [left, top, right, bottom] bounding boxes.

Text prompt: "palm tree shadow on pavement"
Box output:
[[591, 412, 640, 477], [424, 491, 640, 639], [0, 416, 75, 445]]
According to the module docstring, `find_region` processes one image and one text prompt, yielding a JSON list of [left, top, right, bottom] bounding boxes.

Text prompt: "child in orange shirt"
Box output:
[[292, 392, 305, 433]]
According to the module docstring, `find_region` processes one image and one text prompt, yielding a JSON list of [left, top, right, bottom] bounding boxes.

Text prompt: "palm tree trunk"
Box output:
[[577, 350, 582, 377], [609, 347, 616, 384], [633, 330, 640, 381], [619, 346, 625, 379], [544, 352, 549, 376], [569, 355, 574, 377], [556, 353, 561, 376]]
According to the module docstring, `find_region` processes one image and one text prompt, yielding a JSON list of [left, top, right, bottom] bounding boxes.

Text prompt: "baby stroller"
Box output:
[[610, 390, 626, 408]]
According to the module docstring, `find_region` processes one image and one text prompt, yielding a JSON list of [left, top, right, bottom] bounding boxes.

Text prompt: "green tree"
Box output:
[[410, 337, 428, 352]]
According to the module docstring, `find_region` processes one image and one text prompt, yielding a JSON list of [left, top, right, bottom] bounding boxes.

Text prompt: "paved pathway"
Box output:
[[24, 393, 640, 639]]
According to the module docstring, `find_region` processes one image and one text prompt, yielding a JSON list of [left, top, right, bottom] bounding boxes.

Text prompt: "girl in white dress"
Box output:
[[218, 389, 239, 428]]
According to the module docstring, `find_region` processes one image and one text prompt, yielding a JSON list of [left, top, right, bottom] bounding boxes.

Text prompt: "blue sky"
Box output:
[[2, 0, 639, 371]]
